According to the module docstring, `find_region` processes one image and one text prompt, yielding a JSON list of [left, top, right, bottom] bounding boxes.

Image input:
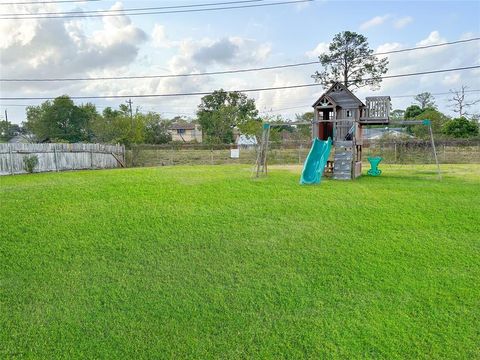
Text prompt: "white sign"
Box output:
[[230, 148, 240, 159]]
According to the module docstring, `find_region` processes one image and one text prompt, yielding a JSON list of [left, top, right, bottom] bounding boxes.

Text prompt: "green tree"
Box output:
[[414, 92, 436, 110], [0, 120, 22, 142], [312, 31, 388, 90], [25, 96, 96, 142], [413, 109, 449, 138], [265, 115, 293, 143], [404, 105, 423, 119], [442, 117, 479, 138], [295, 112, 314, 140], [92, 106, 145, 146], [91, 107, 123, 143], [142, 112, 172, 144], [197, 90, 259, 143]]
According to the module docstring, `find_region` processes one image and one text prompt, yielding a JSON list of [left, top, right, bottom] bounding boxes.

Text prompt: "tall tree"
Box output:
[[92, 106, 145, 145], [25, 96, 96, 142], [142, 112, 172, 144], [413, 109, 449, 138], [449, 85, 480, 117], [312, 31, 388, 90], [404, 105, 423, 120], [414, 92, 436, 110], [197, 90, 259, 143]]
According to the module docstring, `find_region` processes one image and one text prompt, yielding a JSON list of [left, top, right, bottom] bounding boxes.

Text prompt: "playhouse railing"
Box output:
[[362, 96, 391, 121]]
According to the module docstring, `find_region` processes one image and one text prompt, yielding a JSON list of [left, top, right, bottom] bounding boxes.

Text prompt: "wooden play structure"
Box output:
[[255, 81, 440, 181], [309, 82, 440, 181], [311, 82, 391, 180]]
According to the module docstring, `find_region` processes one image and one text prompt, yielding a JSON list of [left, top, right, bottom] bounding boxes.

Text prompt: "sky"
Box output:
[[0, 0, 479, 125]]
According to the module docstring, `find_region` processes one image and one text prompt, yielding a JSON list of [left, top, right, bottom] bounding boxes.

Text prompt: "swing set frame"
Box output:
[[254, 118, 441, 180]]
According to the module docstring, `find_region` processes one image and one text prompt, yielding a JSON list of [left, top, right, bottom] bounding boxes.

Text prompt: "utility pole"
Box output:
[[5, 109, 8, 122], [126, 99, 133, 127]]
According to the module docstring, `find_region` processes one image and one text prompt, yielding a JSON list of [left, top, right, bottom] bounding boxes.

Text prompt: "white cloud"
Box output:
[[416, 30, 445, 46], [360, 14, 391, 30], [70, 35, 273, 116], [394, 16, 413, 29], [152, 24, 172, 48], [0, 1, 147, 91], [364, 31, 480, 114], [306, 42, 329, 59]]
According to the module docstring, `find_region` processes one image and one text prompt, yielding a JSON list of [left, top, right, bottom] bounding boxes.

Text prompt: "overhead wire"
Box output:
[[2, 37, 478, 82], [0, 0, 313, 19], [1, 0, 267, 16], [0, 0, 101, 5], [1, 65, 480, 100]]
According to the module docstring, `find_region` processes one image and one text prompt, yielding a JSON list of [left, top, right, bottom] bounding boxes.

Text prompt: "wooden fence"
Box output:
[[0, 143, 125, 176]]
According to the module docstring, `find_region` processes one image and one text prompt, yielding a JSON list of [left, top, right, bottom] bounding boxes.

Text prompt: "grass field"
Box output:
[[1, 164, 479, 359]]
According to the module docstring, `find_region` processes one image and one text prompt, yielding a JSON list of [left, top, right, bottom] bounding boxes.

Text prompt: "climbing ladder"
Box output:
[[254, 123, 271, 177], [333, 146, 353, 180]]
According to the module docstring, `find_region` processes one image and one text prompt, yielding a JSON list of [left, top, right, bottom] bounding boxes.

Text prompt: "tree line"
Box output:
[[390, 90, 479, 139], [1, 88, 478, 145]]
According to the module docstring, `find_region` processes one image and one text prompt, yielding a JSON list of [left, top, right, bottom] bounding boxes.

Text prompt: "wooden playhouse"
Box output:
[[311, 82, 391, 180]]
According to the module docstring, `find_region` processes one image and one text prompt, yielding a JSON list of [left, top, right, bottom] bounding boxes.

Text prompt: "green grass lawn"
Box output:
[[1, 165, 479, 359]]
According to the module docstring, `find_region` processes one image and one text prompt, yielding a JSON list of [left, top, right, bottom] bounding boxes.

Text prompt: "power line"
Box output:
[[0, 0, 313, 19], [1, 65, 479, 100], [2, 37, 478, 82], [368, 37, 480, 56], [2, 90, 479, 116], [0, 0, 101, 5], [268, 90, 480, 112], [2, 0, 266, 16]]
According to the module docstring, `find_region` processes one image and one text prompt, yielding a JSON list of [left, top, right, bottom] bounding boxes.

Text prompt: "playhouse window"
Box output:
[[177, 129, 185, 134], [346, 110, 352, 117]]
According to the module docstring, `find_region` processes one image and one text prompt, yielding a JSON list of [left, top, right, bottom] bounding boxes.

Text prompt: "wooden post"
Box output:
[[170, 145, 174, 165], [394, 142, 397, 163], [8, 143, 14, 175], [210, 147, 214, 165], [298, 144, 302, 164], [428, 124, 441, 180], [90, 146, 94, 169], [53, 146, 58, 172]]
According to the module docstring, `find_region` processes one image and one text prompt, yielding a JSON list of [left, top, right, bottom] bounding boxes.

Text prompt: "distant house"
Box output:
[[168, 123, 202, 143], [363, 128, 413, 140], [236, 134, 257, 148], [8, 134, 33, 144]]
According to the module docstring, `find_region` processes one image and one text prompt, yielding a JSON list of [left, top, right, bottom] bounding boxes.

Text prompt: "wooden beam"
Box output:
[[111, 152, 126, 168]]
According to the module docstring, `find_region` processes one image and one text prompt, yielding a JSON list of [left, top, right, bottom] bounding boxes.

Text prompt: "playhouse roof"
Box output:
[[312, 82, 364, 109]]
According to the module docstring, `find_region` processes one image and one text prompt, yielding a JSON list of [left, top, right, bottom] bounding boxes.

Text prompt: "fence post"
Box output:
[[394, 142, 397, 164], [211, 147, 214, 165], [298, 144, 302, 164], [8, 143, 14, 175], [53, 146, 58, 172], [170, 145, 174, 165]]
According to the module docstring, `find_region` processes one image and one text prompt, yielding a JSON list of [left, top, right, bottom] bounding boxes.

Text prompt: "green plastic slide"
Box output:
[[300, 137, 332, 185]]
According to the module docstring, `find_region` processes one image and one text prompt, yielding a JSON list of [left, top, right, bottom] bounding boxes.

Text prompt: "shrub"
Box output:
[[442, 117, 479, 138], [23, 155, 39, 173]]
